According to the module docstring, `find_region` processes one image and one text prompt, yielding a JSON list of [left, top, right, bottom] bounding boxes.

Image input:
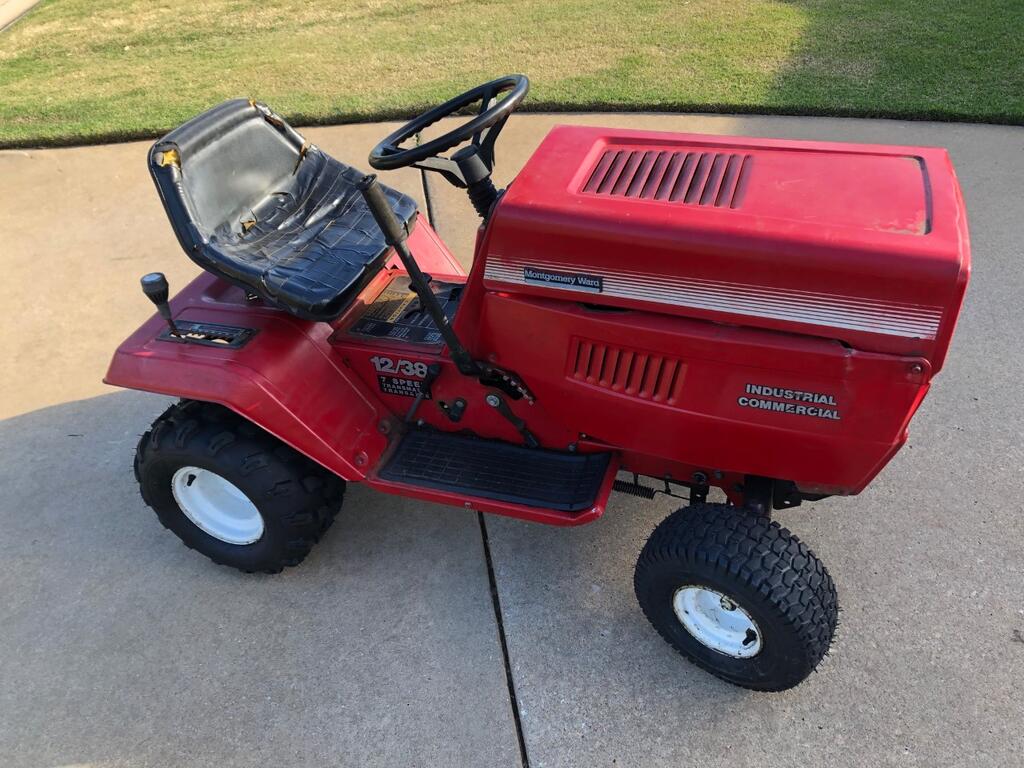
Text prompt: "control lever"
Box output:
[[358, 175, 480, 377], [405, 363, 442, 423], [485, 393, 539, 448], [140, 272, 180, 337]]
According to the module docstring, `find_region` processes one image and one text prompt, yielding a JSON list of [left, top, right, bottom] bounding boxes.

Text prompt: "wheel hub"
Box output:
[[672, 585, 762, 658], [171, 466, 264, 545]]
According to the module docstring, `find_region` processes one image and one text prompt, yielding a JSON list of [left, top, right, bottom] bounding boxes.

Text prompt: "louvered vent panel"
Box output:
[[570, 339, 685, 404], [582, 149, 752, 208]]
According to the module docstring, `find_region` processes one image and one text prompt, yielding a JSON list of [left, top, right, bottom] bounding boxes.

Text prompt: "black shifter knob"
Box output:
[[141, 272, 169, 305], [140, 272, 178, 335]]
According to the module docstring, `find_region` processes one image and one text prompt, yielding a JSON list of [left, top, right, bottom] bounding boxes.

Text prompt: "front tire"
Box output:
[[134, 400, 345, 573], [634, 503, 838, 691]]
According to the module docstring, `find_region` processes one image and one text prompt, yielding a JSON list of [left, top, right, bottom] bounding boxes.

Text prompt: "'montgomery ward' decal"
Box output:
[[523, 266, 603, 293], [738, 383, 841, 420]]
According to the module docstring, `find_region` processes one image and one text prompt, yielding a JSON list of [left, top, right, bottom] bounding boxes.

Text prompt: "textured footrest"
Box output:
[[379, 429, 612, 512]]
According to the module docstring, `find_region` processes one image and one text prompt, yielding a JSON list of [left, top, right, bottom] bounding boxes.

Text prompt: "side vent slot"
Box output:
[[583, 149, 752, 209], [570, 338, 685, 405]]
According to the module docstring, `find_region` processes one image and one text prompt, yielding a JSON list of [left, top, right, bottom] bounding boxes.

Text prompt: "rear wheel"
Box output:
[[634, 503, 838, 691], [134, 400, 345, 573]]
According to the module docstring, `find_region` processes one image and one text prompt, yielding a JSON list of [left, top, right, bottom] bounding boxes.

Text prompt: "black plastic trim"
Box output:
[[156, 320, 257, 349]]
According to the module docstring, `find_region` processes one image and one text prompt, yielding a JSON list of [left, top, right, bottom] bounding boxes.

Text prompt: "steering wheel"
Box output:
[[368, 75, 529, 188]]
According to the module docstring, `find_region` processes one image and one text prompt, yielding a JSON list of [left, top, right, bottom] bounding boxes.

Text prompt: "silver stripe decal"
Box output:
[[484, 255, 942, 339]]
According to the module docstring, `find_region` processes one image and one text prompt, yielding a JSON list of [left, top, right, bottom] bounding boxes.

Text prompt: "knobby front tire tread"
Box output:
[[135, 400, 345, 573]]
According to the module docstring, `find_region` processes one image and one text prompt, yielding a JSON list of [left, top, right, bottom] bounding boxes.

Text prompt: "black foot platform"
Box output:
[[379, 429, 612, 512]]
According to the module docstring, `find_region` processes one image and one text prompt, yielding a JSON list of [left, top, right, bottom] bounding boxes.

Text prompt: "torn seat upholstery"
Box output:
[[149, 99, 418, 321]]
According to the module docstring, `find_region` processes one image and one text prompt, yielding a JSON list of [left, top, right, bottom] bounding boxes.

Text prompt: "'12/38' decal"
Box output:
[[370, 356, 430, 398], [370, 356, 429, 379]]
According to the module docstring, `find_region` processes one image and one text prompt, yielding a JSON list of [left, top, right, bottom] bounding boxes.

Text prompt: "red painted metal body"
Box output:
[[479, 127, 969, 371], [107, 125, 970, 521]]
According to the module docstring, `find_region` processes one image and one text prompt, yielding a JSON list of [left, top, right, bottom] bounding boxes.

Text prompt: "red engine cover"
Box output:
[[484, 126, 970, 372]]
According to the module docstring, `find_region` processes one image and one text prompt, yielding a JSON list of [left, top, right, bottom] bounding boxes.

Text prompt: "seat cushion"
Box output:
[[149, 99, 417, 321]]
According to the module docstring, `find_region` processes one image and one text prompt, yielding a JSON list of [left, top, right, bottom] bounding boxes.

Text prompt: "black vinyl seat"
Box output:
[[149, 99, 417, 321]]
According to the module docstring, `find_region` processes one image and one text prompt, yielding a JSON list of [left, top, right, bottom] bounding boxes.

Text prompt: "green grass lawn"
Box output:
[[0, 0, 1020, 147]]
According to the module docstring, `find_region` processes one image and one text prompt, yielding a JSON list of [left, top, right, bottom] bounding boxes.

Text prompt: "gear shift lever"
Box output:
[[140, 272, 180, 336]]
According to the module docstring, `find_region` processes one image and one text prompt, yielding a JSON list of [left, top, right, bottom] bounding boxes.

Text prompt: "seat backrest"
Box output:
[[149, 99, 305, 248]]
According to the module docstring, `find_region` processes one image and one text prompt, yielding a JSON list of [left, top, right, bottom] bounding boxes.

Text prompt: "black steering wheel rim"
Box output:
[[368, 75, 529, 172]]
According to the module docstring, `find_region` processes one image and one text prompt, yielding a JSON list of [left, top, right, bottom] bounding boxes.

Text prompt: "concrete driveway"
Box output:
[[1, 114, 1021, 767], [0, 0, 40, 32]]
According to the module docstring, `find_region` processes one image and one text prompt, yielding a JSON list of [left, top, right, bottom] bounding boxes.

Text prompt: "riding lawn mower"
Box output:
[[106, 76, 970, 690]]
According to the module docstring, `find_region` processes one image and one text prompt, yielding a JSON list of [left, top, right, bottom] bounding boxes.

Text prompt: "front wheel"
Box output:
[[634, 503, 838, 691], [134, 400, 345, 573]]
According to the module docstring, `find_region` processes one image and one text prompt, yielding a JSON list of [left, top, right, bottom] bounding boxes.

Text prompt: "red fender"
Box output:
[[106, 220, 465, 481]]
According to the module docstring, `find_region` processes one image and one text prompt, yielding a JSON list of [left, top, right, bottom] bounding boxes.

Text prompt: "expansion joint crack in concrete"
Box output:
[[478, 513, 531, 768]]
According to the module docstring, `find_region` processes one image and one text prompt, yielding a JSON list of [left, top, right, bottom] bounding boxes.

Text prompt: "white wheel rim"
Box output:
[[673, 585, 762, 658], [171, 466, 264, 545]]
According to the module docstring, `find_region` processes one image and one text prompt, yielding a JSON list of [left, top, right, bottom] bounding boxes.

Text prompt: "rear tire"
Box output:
[[634, 503, 838, 691], [134, 400, 345, 573]]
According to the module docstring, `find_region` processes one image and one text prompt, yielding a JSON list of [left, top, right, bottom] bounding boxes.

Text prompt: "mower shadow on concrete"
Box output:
[[0, 390, 522, 768]]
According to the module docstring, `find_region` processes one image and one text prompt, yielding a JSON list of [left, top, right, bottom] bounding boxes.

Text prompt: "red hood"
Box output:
[[484, 125, 970, 372]]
